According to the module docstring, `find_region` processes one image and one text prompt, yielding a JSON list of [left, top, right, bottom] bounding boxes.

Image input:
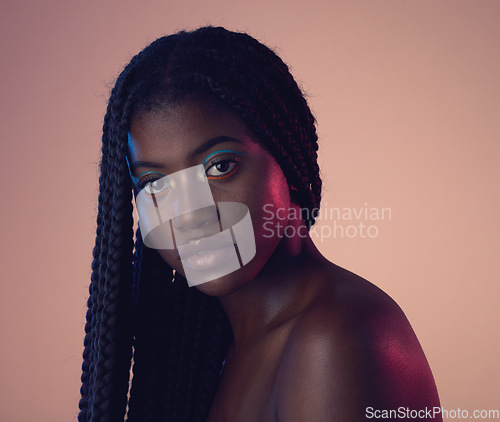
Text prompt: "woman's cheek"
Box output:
[[157, 249, 183, 274]]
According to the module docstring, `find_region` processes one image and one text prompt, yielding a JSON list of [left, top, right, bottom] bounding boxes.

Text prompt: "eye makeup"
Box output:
[[128, 149, 248, 192], [202, 149, 247, 168], [203, 149, 247, 180], [136, 171, 168, 190]]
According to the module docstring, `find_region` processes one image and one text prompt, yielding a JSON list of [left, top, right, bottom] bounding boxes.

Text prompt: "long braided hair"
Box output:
[[79, 26, 322, 422]]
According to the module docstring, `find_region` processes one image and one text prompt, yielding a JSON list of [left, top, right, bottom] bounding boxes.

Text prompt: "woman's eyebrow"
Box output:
[[129, 160, 165, 171], [190, 136, 244, 158], [129, 136, 244, 171]]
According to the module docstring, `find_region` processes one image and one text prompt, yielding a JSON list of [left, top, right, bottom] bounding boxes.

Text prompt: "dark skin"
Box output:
[[128, 100, 442, 422]]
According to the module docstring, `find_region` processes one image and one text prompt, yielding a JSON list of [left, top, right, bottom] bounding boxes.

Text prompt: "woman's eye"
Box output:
[[140, 177, 171, 197], [206, 160, 239, 179]]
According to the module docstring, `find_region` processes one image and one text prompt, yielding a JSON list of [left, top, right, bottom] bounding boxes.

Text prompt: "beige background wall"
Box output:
[[1, 1, 498, 420]]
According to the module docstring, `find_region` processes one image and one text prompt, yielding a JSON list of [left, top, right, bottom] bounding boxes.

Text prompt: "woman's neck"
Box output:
[[218, 219, 329, 350]]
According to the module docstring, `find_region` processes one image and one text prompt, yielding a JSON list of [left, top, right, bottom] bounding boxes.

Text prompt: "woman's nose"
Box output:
[[171, 205, 221, 244]]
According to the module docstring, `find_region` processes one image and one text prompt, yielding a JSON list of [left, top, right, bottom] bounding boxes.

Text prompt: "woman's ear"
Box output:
[[289, 185, 301, 207], [283, 203, 306, 229], [281, 202, 307, 256]]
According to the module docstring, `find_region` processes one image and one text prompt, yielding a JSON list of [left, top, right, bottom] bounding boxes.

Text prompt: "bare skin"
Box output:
[[208, 224, 441, 421], [127, 100, 442, 422]]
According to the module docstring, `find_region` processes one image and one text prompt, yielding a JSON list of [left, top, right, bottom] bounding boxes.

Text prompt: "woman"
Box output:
[[79, 26, 441, 421]]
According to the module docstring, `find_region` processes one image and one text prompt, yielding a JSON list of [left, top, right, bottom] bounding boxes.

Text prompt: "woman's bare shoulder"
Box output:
[[274, 263, 441, 421]]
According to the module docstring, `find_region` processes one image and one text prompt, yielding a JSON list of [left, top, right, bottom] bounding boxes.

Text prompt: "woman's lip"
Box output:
[[178, 237, 234, 259], [181, 245, 236, 272]]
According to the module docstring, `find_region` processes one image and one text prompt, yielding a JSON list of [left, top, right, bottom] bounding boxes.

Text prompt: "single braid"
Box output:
[[79, 48, 149, 422]]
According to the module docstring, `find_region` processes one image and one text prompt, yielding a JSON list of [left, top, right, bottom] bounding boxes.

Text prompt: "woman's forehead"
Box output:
[[127, 102, 259, 173], [129, 101, 252, 143]]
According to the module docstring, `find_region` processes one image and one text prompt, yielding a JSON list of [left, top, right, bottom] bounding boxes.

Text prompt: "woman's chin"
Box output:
[[157, 249, 251, 295], [187, 259, 267, 297], [189, 267, 250, 297]]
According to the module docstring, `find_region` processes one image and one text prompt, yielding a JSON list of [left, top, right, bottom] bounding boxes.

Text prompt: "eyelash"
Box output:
[[205, 157, 241, 180], [136, 156, 242, 190], [137, 173, 163, 190]]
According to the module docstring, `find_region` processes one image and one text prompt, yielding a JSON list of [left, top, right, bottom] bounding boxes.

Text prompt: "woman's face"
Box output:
[[127, 100, 291, 296]]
